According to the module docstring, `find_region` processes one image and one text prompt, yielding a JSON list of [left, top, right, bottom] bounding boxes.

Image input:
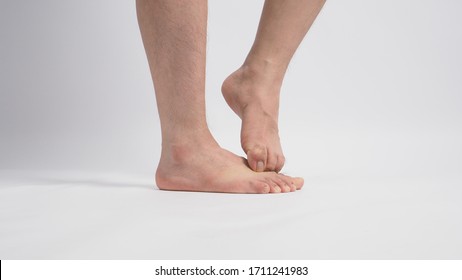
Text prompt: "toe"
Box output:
[[275, 155, 286, 173], [278, 178, 290, 192], [282, 184, 291, 193], [270, 183, 281, 193], [246, 144, 267, 172], [264, 176, 282, 193], [257, 182, 271, 194], [268, 173, 290, 193], [280, 174, 297, 192], [265, 152, 278, 172], [293, 177, 304, 190]]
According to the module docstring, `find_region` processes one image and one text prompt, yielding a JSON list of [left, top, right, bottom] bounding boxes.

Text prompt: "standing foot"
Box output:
[[156, 140, 303, 194], [222, 65, 285, 172]]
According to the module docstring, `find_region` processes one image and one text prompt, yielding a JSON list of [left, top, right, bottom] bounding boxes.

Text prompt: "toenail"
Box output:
[[274, 186, 281, 193], [284, 185, 291, 192], [257, 161, 264, 172]]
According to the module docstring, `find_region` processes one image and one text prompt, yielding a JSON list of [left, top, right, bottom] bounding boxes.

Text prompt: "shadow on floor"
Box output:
[[0, 170, 157, 190]]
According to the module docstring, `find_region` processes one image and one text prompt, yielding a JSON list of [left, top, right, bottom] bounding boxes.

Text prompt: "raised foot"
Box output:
[[222, 66, 285, 172], [156, 145, 303, 194]]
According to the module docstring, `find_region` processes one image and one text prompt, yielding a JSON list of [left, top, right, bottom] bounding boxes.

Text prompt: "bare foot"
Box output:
[[156, 139, 303, 194], [222, 65, 285, 172]]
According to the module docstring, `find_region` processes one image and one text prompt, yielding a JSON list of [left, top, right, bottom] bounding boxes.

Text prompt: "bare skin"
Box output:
[[137, 0, 303, 193], [222, 0, 326, 172]]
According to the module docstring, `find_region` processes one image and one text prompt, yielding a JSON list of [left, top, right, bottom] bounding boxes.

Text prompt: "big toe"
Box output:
[[246, 144, 267, 172], [265, 152, 285, 173], [293, 177, 304, 190]]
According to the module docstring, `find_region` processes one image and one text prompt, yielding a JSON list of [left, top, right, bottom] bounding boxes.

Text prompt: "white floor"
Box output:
[[1, 129, 461, 259]]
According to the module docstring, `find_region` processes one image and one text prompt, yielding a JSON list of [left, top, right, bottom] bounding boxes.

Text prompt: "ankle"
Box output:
[[241, 55, 287, 86], [161, 130, 218, 160], [162, 127, 217, 146]]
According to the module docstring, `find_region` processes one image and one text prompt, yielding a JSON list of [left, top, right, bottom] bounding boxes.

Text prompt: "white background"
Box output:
[[1, 0, 461, 259], [2, 260, 462, 280]]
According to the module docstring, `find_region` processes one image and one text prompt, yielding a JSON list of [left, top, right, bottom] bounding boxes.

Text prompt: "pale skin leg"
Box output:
[[222, 0, 326, 172], [136, 0, 303, 193]]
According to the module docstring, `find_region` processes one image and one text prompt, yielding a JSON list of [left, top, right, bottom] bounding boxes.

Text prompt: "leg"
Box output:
[[222, 0, 326, 172], [136, 0, 303, 193]]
